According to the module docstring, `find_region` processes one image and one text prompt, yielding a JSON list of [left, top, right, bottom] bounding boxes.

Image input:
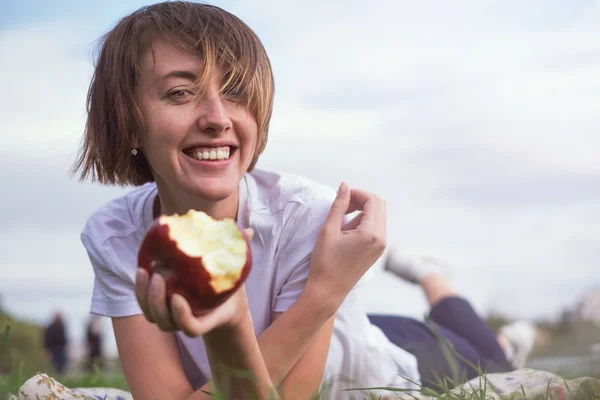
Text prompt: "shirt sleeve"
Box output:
[[272, 192, 374, 313], [81, 232, 143, 318]]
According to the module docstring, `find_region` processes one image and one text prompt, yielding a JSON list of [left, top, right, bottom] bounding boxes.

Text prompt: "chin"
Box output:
[[188, 180, 239, 202]]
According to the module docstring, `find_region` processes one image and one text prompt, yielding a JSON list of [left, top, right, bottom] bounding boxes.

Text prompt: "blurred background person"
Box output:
[[85, 315, 104, 372], [42, 311, 69, 374]]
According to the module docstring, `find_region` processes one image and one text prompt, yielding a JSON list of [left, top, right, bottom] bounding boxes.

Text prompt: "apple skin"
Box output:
[[137, 217, 252, 313]]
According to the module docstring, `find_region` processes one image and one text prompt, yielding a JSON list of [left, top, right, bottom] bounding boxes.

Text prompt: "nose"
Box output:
[[196, 86, 232, 135]]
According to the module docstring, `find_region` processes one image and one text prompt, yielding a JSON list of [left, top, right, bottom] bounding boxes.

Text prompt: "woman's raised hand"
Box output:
[[306, 182, 387, 309]]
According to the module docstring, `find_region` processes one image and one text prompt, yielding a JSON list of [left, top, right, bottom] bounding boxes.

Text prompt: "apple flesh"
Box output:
[[138, 210, 252, 312]]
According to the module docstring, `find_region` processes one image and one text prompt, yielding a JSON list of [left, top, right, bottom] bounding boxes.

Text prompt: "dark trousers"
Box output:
[[50, 347, 67, 374], [368, 297, 513, 390]]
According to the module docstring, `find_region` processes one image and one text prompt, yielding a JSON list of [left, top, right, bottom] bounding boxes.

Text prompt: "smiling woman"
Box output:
[[66, 2, 401, 400], [13, 0, 600, 399], [56, 0, 530, 398]]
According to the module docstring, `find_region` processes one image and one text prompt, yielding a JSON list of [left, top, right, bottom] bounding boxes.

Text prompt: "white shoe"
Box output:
[[384, 246, 451, 284], [498, 321, 538, 369]]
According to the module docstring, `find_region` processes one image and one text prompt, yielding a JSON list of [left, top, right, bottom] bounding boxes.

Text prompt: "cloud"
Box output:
[[0, 24, 93, 157], [0, 155, 127, 232], [440, 173, 600, 208]]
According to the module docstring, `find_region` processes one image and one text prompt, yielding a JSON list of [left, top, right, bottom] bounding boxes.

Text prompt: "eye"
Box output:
[[222, 87, 246, 104], [166, 88, 195, 101]]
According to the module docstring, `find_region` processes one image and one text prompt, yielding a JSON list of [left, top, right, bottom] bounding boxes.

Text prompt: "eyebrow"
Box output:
[[160, 70, 198, 82]]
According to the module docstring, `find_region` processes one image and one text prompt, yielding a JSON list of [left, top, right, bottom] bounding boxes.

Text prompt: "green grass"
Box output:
[[0, 311, 48, 377], [0, 316, 128, 399], [50, 369, 129, 391]]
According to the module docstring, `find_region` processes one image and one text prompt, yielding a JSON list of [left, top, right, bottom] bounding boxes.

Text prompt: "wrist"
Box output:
[[298, 283, 340, 320], [204, 307, 252, 343], [202, 309, 274, 399]]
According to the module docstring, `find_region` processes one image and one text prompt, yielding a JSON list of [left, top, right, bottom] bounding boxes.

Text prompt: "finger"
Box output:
[[148, 274, 177, 331], [244, 227, 254, 241], [345, 203, 360, 215], [323, 182, 351, 230], [171, 294, 216, 337], [348, 188, 375, 211], [349, 189, 386, 229], [171, 294, 203, 337], [341, 211, 364, 231], [351, 191, 386, 252], [134, 269, 155, 323]]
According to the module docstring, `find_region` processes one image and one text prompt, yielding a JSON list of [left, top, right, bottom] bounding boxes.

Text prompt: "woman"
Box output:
[[73, 2, 516, 399], [75, 2, 399, 399]]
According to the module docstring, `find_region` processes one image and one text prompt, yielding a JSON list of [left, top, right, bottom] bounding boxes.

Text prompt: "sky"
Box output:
[[1, 0, 599, 356]]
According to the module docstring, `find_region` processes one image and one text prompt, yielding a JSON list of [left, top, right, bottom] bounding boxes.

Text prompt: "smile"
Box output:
[[183, 146, 234, 162]]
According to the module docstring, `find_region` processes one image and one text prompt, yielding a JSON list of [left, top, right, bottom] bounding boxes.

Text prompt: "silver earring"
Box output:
[[131, 148, 138, 156]]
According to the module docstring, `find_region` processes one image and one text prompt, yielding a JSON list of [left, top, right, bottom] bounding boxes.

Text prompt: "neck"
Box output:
[[153, 184, 239, 221]]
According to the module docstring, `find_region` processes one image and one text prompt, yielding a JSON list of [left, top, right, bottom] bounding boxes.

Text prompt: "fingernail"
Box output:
[[136, 269, 145, 282], [170, 294, 181, 313], [150, 275, 160, 294], [337, 182, 347, 195]]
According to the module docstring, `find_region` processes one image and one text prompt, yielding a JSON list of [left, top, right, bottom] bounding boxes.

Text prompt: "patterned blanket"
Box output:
[[12, 368, 600, 399]]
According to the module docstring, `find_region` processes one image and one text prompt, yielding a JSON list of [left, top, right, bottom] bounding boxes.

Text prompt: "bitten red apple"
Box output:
[[138, 210, 252, 312]]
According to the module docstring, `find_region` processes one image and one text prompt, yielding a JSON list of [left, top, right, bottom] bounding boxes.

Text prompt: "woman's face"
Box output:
[[136, 38, 258, 208]]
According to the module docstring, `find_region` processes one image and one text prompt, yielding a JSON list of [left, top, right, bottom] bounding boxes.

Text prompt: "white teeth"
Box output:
[[190, 146, 231, 161]]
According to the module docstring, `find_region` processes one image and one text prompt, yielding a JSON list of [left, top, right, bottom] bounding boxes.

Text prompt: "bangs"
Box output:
[[144, 3, 271, 114]]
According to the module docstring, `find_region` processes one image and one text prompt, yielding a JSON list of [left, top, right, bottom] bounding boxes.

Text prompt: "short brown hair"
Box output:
[[72, 1, 275, 186]]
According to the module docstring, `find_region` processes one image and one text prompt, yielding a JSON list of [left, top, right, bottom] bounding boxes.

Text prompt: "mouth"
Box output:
[[182, 145, 236, 162]]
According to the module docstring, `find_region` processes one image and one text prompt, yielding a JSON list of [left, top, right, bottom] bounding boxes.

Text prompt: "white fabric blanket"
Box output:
[[11, 368, 600, 399]]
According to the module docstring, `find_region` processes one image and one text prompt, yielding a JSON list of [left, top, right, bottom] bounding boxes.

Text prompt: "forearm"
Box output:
[[257, 287, 336, 385], [189, 287, 336, 399], [200, 309, 278, 400], [277, 314, 336, 400]]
